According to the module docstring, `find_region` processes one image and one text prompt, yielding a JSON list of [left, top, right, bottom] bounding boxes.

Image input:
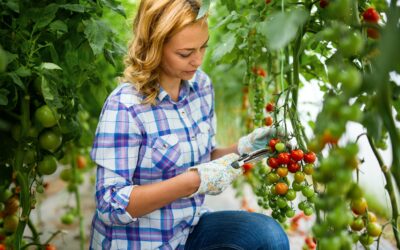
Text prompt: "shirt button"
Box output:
[[181, 111, 185, 115], [191, 135, 196, 140]]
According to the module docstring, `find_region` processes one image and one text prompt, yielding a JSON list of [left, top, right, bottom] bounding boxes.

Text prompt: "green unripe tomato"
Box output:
[[339, 31, 364, 57], [285, 189, 296, 201], [327, 65, 341, 86], [39, 129, 62, 152], [285, 208, 295, 218], [35, 105, 58, 128], [292, 182, 303, 191], [275, 142, 285, 152], [339, 66, 362, 95], [294, 171, 305, 183], [24, 149, 37, 165], [367, 222, 382, 237], [276, 197, 287, 208], [266, 172, 280, 184], [61, 213, 75, 225], [359, 233, 374, 246], [303, 207, 313, 216], [350, 217, 365, 231], [4, 214, 19, 233], [60, 168, 72, 182], [0, 189, 12, 202], [37, 155, 57, 175]]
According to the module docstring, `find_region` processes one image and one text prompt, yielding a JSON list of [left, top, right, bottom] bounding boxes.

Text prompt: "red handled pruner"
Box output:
[[231, 148, 272, 169]]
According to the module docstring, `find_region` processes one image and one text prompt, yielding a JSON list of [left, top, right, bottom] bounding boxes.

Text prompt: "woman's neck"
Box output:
[[159, 74, 181, 102]]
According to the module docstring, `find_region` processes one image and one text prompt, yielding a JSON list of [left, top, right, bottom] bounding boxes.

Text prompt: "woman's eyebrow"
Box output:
[[178, 37, 210, 51]]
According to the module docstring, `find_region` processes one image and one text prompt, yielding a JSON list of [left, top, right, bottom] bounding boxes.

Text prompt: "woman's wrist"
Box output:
[[184, 169, 201, 196]]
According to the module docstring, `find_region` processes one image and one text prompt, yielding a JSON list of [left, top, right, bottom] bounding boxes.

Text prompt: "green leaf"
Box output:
[[60, 4, 85, 13], [83, 19, 109, 55], [257, 9, 309, 51], [49, 20, 68, 33], [8, 72, 25, 90], [32, 4, 59, 29], [0, 89, 9, 106], [4, 51, 17, 65], [0, 46, 7, 72], [212, 32, 236, 62], [15, 66, 31, 77], [41, 76, 62, 109], [197, 0, 211, 20], [40, 62, 62, 70], [5, 0, 19, 13], [100, 0, 126, 17]]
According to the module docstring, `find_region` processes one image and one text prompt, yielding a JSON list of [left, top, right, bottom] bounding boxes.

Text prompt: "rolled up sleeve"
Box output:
[[90, 97, 142, 225]]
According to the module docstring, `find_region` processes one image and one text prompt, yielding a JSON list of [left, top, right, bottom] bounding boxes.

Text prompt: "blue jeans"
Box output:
[[184, 211, 289, 250]]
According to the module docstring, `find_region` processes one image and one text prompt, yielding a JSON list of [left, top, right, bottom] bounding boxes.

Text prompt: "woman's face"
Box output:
[[160, 20, 209, 83]]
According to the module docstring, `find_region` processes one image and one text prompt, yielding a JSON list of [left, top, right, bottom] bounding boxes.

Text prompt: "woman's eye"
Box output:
[[179, 53, 191, 58]]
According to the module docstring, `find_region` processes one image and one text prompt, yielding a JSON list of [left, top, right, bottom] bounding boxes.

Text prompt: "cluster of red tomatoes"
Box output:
[[250, 134, 318, 223], [362, 7, 380, 39]]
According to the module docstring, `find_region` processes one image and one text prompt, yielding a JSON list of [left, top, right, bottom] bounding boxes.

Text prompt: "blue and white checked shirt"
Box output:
[[90, 69, 217, 249]]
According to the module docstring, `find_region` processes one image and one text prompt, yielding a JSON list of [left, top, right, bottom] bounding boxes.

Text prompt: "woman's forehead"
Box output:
[[167, 21, 209, 50]]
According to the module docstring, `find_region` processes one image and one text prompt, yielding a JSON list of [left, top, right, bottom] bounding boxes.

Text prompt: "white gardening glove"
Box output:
[[188, 153, 242, 196], [237, 127, 283, 155]]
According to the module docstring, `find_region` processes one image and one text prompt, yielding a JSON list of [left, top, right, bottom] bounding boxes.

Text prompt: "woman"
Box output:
[[90, 0, 289, 249]]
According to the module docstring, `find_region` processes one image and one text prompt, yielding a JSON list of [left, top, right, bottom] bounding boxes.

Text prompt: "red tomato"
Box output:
[[242, 163, 254, 175], [268, 157, 279, 169], [319, 0, 329, 8], [275, 182, 288, 195], [287, 161, 301, 173], [265, 116, 273, 126], [303, 152, 316, 163], [277, 152, 291, 165], [76, 155, 87, 169], [252, 67, 267, 77], [269, 138, 280, 151], [265, 103, 274, 112], [290, 149, 304, 161], [45, 244, 57, 250], [305, 236, 317, 249], [257, 68, 266, 77], [321, 130, 339, 145], [367, 28, 379, 39], [265, 0, 271, 4], [362, 7, 380, 23], [0, 244, 5, 250]]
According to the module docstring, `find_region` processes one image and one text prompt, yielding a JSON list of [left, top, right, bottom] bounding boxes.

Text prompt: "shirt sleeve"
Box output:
[[90, 97, 142, 225], [209, 79, 217, 151]]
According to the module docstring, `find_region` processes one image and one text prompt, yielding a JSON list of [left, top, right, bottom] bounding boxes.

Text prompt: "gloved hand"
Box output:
[[237, 127, 283, 155], [188, 153, 242, 196]]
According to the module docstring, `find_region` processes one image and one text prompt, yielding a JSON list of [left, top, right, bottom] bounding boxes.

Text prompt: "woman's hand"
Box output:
[[188, 153, 241, 196], [237, 127, 283, 155]]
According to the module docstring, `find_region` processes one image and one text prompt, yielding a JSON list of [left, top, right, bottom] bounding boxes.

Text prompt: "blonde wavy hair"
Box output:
[[122, 0, 206, 105]]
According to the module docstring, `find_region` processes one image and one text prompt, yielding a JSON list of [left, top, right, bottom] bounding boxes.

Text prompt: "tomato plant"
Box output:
[[203, 0, 400, 248], [0, 0, 127, 248]]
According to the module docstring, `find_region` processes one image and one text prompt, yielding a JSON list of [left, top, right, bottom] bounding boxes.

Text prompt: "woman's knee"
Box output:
[[242, 212, 290, 249]]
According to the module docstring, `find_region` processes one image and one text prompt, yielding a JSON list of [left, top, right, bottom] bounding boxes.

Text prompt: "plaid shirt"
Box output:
[[90, 69, 216, 249]]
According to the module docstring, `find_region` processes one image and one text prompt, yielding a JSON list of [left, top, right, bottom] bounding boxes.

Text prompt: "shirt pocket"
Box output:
[[196, 122, 212, 161], [151, 134, 183, 172]]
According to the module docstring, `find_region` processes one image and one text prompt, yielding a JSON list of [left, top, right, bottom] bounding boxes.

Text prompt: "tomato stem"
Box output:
[[367, 136, 400, 249]]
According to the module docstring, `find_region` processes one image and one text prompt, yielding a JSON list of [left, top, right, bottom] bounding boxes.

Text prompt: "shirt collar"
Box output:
[[156, 74, 196, 103]]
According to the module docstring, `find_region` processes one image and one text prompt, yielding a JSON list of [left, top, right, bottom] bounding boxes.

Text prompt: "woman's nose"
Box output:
[[190, 51, 203, 67]]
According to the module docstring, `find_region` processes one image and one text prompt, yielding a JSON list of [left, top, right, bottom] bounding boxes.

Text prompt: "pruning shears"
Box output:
[[231, 148, 272, 169]]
